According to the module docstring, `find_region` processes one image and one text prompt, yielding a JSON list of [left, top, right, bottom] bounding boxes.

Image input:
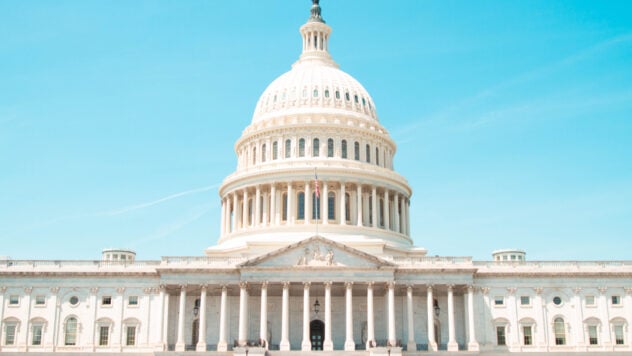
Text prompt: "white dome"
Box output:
[[251, 57, 378, 124]]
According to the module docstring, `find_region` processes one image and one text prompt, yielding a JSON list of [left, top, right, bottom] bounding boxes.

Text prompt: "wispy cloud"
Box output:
[[393, 32, 632, 140], [95, 183, 219, 216]]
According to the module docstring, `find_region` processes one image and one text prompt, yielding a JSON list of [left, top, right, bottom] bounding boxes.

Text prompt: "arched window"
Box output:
[[282, 193, 288, 221], [252, 147, 257, 165], [297, 192, 305, 220], [368, 198, 373, 225], [554, 318, 566, 345], [341, 140, 348, 159], [65, 317, 78, 346], [248, 198, 254, 226], [378, 198, 384, 227], [299, 138, 306, 157], [354, 94, 359, 103], [327, 138, 334, 157], [375, 147, 379, 166], [312, 192, 321, 220], [354, 141, 360, 160], [335, 90, 340, 99], [285, 139, 291, 158], [324, 89, 330, 98], [345, 193, 351, 222], [272, 141, 278, 160], [313, 89, 318, 97], [366, 144, 371, 163], [327, 192, 335, 220], [313, 138, 320, 157], [262, 143, 267, 162], [345, 92, 350, 101]]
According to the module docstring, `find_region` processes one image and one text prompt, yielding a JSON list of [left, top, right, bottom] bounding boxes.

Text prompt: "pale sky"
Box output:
[[1, 0, 631, 261]]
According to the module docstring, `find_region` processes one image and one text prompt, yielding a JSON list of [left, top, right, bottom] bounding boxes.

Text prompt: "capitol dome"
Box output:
[[209, 0, 421, 257]]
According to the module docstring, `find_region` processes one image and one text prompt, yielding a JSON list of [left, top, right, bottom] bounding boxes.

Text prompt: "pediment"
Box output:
[[238, 236, 395, 269]]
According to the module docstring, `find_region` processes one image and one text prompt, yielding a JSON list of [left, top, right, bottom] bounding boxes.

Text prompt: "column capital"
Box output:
[[304, 281, 311, 289], [427, 284, 434, 292], [598, 286, 608, 294], [200, 284, 208, 291], [0, 286, 7, 294], [367, 281, 374, 288], [282, 281, 291, 289], [159, 284, 167, 291], [572, 287, 582, 295], [24, 287, 33, 295], [345, 281, 354, 289], [386, 281, 395, 289], [239, 282, 248, 290], [533, 287, 543, 295], [466, 285, 476, 292], [261, 281, 269, 289], [116, 287, 126, 294], [324, 281, 333, 288], [407, 285, 414, 293], [221, 285, 228, 293], [89, 287, 99, 295], [447, 284, 455, 292], [481, 287, 490, 295], [179, 284, 188, 291], [506, 287, 517, 295], [50, 287, 60, 294], [625, 287, 632, 295]]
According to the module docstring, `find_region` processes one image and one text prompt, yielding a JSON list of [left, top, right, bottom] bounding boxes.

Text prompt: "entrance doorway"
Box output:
[[310, 320, 324, 350]]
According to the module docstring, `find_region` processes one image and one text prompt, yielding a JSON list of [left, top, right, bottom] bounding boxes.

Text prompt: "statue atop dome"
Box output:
[[309, 0, 325, 23]]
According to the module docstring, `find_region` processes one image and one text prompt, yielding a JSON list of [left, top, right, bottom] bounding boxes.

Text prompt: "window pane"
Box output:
[[341, 140, 347, 159], [523, 326, 532, 345], [99, 326, 109, 346], [496, 326, 506, 345], [588, 325, 598, 345], [312, 138, 319, 157], [297, 192, 305, 220], [6, 324, 16, 345], [65, 318, 78, 345], [126, 326, 136, 346], [273, 141, 278, 160], [520, 296, 530, 305], [354, 142, 360, 160], [128, 296, 138, 306], [615, 325, 625, 345], [32, 325, 43, 345], [327, 192, 335, 220], [285, 139, 291, 158], [554, 318, 566, 345], [299, 138, 305, 157], [327, 138, 334, 157], [365, 144, 370, 163]]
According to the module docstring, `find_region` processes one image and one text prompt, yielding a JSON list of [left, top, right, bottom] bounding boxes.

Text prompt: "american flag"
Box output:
[[314, 172, 320, 198]]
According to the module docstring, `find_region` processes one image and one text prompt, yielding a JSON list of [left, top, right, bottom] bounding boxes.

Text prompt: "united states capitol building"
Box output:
[[1, 1, 631, 355]]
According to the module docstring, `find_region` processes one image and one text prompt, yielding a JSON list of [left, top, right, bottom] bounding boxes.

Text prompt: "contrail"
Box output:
[[96, 183, 220, 216]]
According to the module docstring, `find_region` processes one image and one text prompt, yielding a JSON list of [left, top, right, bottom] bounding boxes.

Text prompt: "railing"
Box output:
[[0, 260, 161, 269], [474, 260, 632, 268], [160, 256, 246, 266], [391, 256, 473, 265]]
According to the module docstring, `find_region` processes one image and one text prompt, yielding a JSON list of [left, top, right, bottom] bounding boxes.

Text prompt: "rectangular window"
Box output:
[[126, 326, 136, 346], [35, 295, 46, 305], [523, 326, 532, 345], [612, 295, 621, 305], [272, 141, 278, 160], [365, 144, 371, 163], [5, 324, 16, 345], [9, 295, 19, 305], [494, 296, 504, 306], [99, 326, 109, 346], [588, 325, 598, 345], [354, 142, 360, 160], [615, 325, 625, 345], [128, 296, 138, 306], [520, 296, 530, 305], [285, 139, 291, 158], [496, 326, 506, 345], [102, 296, 112, 305], [585, 295, 595, 306], [32, 325, 43, 346]]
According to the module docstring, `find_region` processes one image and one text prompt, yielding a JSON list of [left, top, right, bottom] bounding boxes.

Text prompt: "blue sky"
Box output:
[[1, 0, 631, 261]]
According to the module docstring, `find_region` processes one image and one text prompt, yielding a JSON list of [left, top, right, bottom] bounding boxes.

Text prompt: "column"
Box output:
[[344, 282, 355, 350], [305, 181, 311, 224], [356, 185, 363, 227], [287, 183, 294, 224], [233, 193, 239, 231], [217, 286, 228, 351], [467, 285, 479, 351], [242, 189, 249, 228], [406, 285, 416, 351], [371, 186, 377, 228], [260, 282, 268, 348], [598, 287, 612, 346], [271, 184, 277, 225], [384, 190, 390, 230], [323, 182, 329, 224], [366, 282, 375, 349], [340, 183, 346, 225], [196, 286, 208, 351], [394, 194, 400, 233], [238, 283, 248, 345], [302, 283, 311, 351], [280, 282, 290, 350], [262, 192, 269, 225], [387, 282, 396, 346], [447, 285, 458, 351], [324, 282, 334, 350], [225, 198, 232, 234], [220, 198, 226, 235], [427, 285, 437, 351], [255, 185, 261, 227], [406, 199, 411, 236], [175, 286, 186, 351], [162, 289, 170, 350]]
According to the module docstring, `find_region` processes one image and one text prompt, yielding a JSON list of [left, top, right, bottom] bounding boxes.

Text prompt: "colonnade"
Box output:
[[220, 182, 410, 238], [171, 282, 479, 352]]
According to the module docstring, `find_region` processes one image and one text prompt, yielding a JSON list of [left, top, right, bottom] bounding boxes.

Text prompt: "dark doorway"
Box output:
[[310, 319, 324, 350], [191, 319, 199, 346]]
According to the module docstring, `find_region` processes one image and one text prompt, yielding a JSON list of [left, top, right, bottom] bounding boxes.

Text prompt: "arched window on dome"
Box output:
[[252, 147, 257, 165], [327, 139, 334, 158], [324, 89, 330, 98], [354, 141, 360, 160], [341, 140, 348, 159], [375, 147, 379, 166], [366, 144, 371, 163], [272, 141, 278, 160], [327, 192, 335, 221], [299, 138, 305, 157], [262, 143, 267, 163], [297, 192, 305, 220], [554, 318, 566, 345], [335, 90, 340, 100], [313, 89, 318, 98], [65, 317, 78, 346], [354, 95, 359, 103], [282, 193, 288, 222], [312, 192, 321, 220], [313, 138, 320, 157], [302, 88, 308, 98], [345, 92, 350, 101], [285, 139, 291, 158], [362, 98, 366, 106]]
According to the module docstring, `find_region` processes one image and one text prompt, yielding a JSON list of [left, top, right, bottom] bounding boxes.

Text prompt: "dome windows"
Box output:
[[341, 140, 347, 159], [272, 141, 278, 160], [324, 89, 330, 98], [335, 90, 340, 99], [313, 89, 319, 98], [354, 95, 359, 103], [313, 138, 320, 157], [327, 139, 334, 157], [354, 141, 360, 160], [365, 144, 371, 163], [261, 144, 267, 162], [285, 139, 291, 158], [345, 92, 350, 101], [299, 138, 306, 157]]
